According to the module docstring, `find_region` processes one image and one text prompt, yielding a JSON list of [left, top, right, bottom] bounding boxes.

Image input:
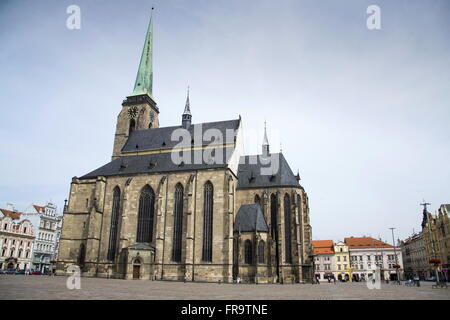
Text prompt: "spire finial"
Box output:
[[131, 10, 154, 97], [263, 120, 269, 146], [184, 86, 191, 113], [262, 120, 270, 156], [421, 199, 431, 229], [182, 86, 192, 128]]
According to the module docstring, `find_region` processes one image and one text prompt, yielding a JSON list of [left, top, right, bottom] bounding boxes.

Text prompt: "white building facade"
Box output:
[[0, 207, 35, 270], [312, 240, 337, 281], [22, 203, 62, 272], [345, 237, 404, 281], [400, 232, 428, 280]]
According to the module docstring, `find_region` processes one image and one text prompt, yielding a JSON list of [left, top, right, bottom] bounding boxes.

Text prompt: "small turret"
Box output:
[[262, 120, 270, 156], [182, 87, 192, 129]]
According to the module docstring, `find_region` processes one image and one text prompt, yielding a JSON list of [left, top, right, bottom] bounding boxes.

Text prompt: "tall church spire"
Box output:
[[182, 86, 192, 128], [262, 120, 270, 156], [131, 9, 154, 97], [421, 200, 431, 229]]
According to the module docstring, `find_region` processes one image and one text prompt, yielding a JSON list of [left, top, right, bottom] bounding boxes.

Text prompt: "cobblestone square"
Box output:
[[0, 275, 449, 300]]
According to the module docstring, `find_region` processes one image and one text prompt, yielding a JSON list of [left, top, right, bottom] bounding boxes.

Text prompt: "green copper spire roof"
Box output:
[[130, 10, 154, 97]]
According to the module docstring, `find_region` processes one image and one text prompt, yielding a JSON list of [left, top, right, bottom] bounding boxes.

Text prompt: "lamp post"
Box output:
[[389, 228, 400, 284]]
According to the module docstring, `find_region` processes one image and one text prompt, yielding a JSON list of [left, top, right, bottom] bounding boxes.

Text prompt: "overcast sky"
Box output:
[[0, 0, 449, 243]]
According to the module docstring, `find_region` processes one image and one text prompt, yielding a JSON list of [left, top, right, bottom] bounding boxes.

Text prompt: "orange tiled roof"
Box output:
[[0, 208, 22, 219], [344, 237, 393, 249], [33, 205, 45, 213], [312, 240, 334, 254]]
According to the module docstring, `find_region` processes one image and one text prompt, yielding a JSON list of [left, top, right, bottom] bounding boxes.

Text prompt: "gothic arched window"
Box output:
[[202, 181, 214, 262], [244, 240, 253, 264], [107, 187, 121, 261], [284, 194, 292, 263], [78, 243, 86, 267], [258, 240, 265, 264], [172, 183, 184, 262], [136, 185, 156, 243], [270, 194, 278, 239], [129, 119, 136, 135]]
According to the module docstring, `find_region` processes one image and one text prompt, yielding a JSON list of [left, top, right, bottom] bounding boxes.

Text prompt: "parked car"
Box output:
[[15, 269, 26, 275], [425, 276, 436, 281], [31, 270, 41, 275], [1, 269, 16, 275]]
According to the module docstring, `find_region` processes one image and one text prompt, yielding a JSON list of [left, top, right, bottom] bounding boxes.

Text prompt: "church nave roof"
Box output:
[[236, 153, 301, 190], [81, 147, 236, 179], [122, 119, 240, 153]]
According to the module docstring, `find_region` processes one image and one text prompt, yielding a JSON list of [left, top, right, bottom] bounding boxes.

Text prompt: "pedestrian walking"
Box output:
[[414, 275, 420, 287]]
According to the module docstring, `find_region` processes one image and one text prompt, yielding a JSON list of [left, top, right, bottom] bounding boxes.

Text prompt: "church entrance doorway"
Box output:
[[133, 259, 141, 279]]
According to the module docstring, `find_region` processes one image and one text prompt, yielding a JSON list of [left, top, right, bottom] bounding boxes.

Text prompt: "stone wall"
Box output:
[[57, 170, 313, 283]]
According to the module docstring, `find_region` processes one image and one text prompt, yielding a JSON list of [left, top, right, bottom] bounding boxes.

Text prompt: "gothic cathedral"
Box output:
[[56, 13, 313, 283]]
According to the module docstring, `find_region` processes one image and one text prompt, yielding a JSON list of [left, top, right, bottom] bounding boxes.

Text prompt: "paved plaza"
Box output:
[[0, 275, 449, 300]]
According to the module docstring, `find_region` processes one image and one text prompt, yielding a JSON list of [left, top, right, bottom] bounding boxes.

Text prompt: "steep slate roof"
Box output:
[[312, 240, 335, 255], [236, 153, 301, 189], [122, 119, 240, 153], [344, 237, 394, 249], [81, 147, 235, 179], [0, 208, 22, 220], [233, 204, 268, 232]]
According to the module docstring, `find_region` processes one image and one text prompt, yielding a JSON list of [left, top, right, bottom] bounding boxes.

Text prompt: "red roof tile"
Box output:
[[312, 240, 335, 254], [344, 237, 393, 249], [0, 208, 22, 219]]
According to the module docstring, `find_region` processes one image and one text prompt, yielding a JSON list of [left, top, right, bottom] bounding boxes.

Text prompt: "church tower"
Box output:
[[112, 10, 160, 160]]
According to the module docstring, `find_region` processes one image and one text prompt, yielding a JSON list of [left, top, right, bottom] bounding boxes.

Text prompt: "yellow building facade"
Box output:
[[422, 204, 450, 280], [333, 241, 350, 281]]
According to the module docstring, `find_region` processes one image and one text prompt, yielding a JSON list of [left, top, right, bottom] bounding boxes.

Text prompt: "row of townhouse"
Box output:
[[312, 237, 403, 282], [400, 203, 450, 281], [0, 202, 62, 272]]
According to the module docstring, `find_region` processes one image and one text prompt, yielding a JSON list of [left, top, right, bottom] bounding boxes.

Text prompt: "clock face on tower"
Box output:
[[127, 106, 138, 119]]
